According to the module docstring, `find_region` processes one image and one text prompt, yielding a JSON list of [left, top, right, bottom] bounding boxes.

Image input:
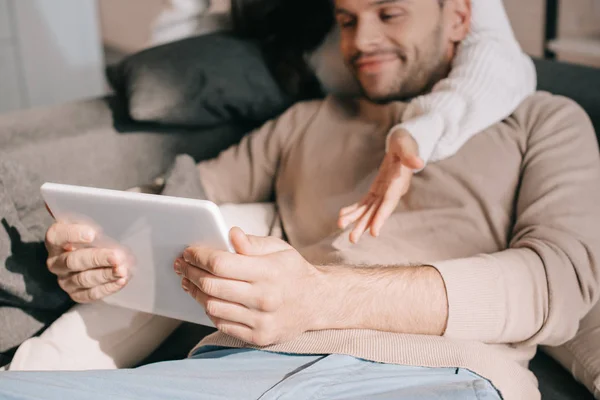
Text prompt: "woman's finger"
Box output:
[[370, 192, 402, 237], [338, 205, 367, 229], [370, 168, 413, 236], [340, 202, 361, 216], [339, 193, 376, 229], [339, 189, 374, 217], [349, 201, 379, 244]]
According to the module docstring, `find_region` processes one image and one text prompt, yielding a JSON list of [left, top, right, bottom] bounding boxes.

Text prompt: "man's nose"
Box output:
[[354, 19, 383, 53]]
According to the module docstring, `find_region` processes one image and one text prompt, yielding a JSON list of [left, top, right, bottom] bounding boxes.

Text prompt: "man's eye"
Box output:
[[381, 13, 401, 21], [380, 9, 406, 21]]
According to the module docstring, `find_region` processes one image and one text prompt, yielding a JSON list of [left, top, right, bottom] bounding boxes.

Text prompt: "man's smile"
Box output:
[[354, 54, 400, 74]]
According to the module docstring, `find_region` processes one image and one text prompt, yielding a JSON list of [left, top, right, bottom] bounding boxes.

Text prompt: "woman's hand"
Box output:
[[338, 128, 424, 243]]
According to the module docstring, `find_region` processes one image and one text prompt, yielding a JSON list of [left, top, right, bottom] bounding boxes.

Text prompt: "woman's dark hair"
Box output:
[[231, 0, 335, 100]]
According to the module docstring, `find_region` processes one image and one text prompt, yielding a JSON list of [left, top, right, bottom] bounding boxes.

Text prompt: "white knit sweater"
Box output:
[[307, 0, 537, 164]]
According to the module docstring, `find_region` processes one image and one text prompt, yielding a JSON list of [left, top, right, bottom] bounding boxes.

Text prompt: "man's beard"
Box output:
[[349, 23, 451, 104]]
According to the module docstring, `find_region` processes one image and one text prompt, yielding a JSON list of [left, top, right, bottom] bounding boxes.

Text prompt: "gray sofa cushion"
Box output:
[[534, 59, 600, 136], [0, 97, 247, 192], [106, 33, 294, 129]]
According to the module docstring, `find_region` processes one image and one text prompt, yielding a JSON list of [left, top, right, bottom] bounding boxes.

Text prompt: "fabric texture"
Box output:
[[532, 59, 600, 400], [544, 303, 600, 398], [194, 92, 600, 400], [8, 304, 181, 371], [106, 33, 295, 128], [0, 348, 501, 400], [0, 159, 72, 355]]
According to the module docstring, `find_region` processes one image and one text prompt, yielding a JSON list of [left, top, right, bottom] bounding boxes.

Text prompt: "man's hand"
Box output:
[[45, 223, 129, 303], [175, 227, 323, 347], [338, 128, 424, 243]]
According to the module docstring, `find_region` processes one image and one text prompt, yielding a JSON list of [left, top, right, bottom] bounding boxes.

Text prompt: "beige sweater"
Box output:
[[195, 93, 600, 400]]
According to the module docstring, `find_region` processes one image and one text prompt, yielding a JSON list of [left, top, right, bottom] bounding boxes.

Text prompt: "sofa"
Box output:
[[0, 52, 598, 399]]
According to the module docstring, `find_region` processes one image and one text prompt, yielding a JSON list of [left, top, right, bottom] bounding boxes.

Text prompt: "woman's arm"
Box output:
[[393, 0, 537, 164]]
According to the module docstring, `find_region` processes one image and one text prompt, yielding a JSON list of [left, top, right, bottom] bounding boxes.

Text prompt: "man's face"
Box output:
[[334, 0, 468, 103]]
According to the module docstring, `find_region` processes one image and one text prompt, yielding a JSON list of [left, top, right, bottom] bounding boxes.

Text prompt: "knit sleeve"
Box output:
[[390, 0, 537, 165], [197, 101, 322, 205], [432, 96, 600, 346]]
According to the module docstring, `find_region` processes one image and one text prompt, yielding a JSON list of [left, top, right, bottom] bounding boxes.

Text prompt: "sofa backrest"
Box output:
[[534, 59, 600, 145]]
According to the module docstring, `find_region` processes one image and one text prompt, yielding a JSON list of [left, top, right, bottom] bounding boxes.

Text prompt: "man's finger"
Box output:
[[58, 267, 126, 292], [176, 258, 254, 304], [70, 278, 127, 304], [183, 282, 255, 328], [182, 247, 260, 281], [45, 223, 96, 254], [50, 248, 124, 276], [209, 316, 259, 345], [230, 227, 290, 256]]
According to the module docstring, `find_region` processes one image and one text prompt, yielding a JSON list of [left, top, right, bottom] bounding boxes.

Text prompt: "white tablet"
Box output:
[[41, 182, 234, 326]]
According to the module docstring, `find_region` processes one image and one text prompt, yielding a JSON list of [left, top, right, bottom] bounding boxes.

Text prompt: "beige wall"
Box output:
[[98, 0, 600, 67], [99, 0, 553, 57], [503, 0, 600, 66], [558, 0, 600, 37], [99, 0, 168, 53], [503, 0, 546, 57]]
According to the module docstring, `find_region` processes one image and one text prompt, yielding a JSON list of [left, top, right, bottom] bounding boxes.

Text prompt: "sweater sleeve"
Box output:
[[197, 101, 322, 205], [389, 0, 537, 165], [432, 96, 600, 346]]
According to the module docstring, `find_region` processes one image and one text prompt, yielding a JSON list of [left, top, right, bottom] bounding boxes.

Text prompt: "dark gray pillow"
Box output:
[[106, 33, 294, 128]]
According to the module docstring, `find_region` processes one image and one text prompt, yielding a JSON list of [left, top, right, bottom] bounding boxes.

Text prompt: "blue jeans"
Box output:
[[0, 347, 501, 399]]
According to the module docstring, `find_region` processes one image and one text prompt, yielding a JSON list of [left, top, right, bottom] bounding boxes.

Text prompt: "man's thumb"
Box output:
[[230, 227, 289, 256]]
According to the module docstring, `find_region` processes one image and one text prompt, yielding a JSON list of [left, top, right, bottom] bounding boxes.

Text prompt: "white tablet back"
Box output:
[[41, 183, 233, 326]]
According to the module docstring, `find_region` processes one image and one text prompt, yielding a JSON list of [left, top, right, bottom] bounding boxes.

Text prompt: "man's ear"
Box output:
[[446, 0, 471, 42]]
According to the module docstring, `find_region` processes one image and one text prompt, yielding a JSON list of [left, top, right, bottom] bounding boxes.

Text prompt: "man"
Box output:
[[1, 0, 599, 399]]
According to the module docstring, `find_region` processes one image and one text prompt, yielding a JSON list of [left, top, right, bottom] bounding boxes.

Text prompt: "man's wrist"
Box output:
[[306, 264, 449, 336], [307, 265, 356, 332]]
